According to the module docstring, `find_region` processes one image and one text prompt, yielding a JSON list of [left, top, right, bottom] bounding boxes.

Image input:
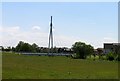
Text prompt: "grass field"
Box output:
[[2, 52, 118, 79]]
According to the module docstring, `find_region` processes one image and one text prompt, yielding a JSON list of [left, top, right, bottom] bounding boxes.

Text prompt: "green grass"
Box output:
[[2, 52, 118, 79]]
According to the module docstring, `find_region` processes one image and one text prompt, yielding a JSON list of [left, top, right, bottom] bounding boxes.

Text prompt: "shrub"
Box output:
[[101, 55, 107, 60], [86, 55, 93, 60], [114, 55, 120, 61], [106, 52, 114, 61], [86, 55, 99, 61], [95, 55, 99, 60], [71, 53, 80, 59]]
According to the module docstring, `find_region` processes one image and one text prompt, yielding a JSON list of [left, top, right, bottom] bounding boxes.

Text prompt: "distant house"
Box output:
[[94, 48, 104, 55], [104, 43, 120, 54], [94, 49, 98, 55]]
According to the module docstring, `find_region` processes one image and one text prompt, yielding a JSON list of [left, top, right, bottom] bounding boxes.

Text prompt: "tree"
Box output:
[[53, 46, 58, 53], [32, 43, 39, 52], [4, 46, 11, 52], [21, 43, 32, 52], [15, 41, 24, 52], [72, 41, 94, 59], [15, 41, 33, 52], [1, 46, 4, 51], [12, 47, 16, 52]]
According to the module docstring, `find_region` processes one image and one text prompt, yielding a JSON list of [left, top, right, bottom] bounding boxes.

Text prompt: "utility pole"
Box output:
[[48, 16, 53, 55]]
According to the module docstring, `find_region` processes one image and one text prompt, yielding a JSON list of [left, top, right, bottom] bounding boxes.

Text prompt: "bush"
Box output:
[[71, 53, 80, 59], [101, 55, 107, 60], [86, 55, 93, 60], [86, 55, 99, 61], [106, 52, 114, 61], [95, 55, 99, 60], [114, 55, 120, 61]]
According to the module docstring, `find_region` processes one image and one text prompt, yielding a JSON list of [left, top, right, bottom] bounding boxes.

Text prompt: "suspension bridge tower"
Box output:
[[48, 16, 54, 55]]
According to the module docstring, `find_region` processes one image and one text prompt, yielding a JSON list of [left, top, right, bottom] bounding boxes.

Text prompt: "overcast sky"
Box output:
[[0, 2, 118, 48]]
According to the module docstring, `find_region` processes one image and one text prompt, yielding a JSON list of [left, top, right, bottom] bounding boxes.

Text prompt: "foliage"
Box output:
[[72, 42, 94, 59], [71, 53, 80, 59], [100, 55, 107, 60], [106, 52, 115, 61], [87, 54, 119, 61], [87, 55, 100, 61], [114, 55, 120, 61], [31, 43, 39, 52], [2, 46, 12, 52], [15, 41, 39, 52]]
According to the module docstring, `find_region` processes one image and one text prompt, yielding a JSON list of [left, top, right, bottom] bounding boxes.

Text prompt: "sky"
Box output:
[[0, 2, 118, 48], [1, 0, 119, 2]]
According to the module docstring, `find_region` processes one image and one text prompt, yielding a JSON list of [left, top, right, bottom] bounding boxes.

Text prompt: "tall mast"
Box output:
[[48, 16, 53, 55]]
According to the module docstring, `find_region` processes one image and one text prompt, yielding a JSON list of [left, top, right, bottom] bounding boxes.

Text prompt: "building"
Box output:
[[94, 48, 104, 55], [104, 43, 120, 54]]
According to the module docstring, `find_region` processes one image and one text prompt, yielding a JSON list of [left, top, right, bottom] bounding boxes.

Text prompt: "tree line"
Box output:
[[1, 41, 119, 61], [1, 41, 73, 53], [1, 41, 94, 59]]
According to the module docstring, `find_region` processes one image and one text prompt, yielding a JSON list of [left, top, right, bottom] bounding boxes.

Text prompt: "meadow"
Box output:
[[2, 52, 118, 79]]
